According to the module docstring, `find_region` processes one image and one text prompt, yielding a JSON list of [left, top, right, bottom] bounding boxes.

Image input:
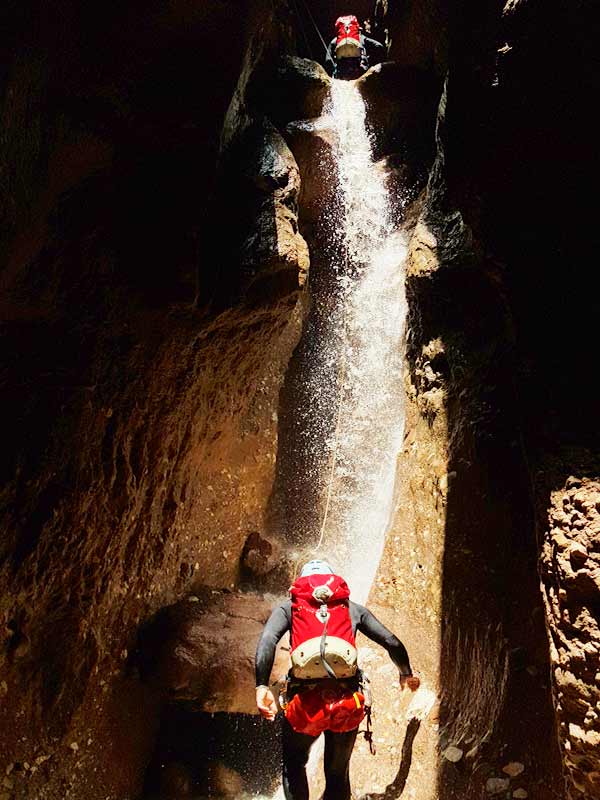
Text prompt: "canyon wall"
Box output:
[[0, 1, 598, 799], [383, 0, 598, 797], [0, 3, 308, 798]]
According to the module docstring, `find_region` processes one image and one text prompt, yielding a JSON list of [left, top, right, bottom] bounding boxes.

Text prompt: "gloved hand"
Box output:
[[256, 685, 277, 721], [399, 673, 421, 692]]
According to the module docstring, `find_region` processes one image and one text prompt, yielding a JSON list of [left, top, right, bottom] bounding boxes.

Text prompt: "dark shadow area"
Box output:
[[1, 13, 246, 573], [358, 718, 421, 799], [414, 1, 599, 797], [203, 121, 284, 311], [143, 709, 282, 799]]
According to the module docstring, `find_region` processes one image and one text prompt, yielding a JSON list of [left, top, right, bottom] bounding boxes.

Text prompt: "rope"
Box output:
[[289, 0, 314, 60], [289, 0, 330, 60], [298, 0, 330, 57]]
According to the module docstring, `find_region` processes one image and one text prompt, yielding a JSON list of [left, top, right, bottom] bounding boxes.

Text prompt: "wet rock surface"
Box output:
[[357, 62, 440, 161], [249, 56, 331, 127], [231, 118, 309, 296]]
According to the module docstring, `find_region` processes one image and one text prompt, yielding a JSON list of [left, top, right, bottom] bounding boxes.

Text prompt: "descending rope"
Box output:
[[289, 0, 314, 60], [289, 0, 330, 60], [298, 0, 330, 58]]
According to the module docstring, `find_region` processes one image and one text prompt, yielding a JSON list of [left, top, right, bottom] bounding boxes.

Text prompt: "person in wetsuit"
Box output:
[[255, 560, 420, 800], [325, 18, 387, 80]]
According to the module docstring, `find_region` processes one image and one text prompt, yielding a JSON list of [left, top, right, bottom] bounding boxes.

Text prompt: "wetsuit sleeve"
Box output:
[[255, 601, 291, 687], [363, 36, 387, 65], [354, 603, 413, 676]]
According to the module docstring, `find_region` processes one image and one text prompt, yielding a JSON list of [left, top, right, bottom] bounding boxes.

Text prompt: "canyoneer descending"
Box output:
[[325, 15, 387, 80], [255, 560, 419, 800]]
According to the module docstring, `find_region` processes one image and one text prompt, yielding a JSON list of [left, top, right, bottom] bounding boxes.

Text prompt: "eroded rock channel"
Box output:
[[1, 1, 597, 799]]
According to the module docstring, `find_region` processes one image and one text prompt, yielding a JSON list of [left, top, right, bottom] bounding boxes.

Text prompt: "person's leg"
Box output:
[[282, 718, 317, 800], [322, 728, 359, 800]]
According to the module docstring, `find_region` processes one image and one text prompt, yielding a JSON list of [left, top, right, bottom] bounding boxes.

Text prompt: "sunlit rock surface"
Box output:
[[540, 478, 600, 799]]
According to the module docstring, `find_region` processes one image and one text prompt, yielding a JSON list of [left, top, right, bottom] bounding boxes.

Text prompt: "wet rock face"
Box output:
[[357, 62, 440, 162], [227, 118, 309, 298], [248, 56, 331, 127], [209, 44, 318, 307], [540, 478, 600, 798], [0, 2, 305, 798]]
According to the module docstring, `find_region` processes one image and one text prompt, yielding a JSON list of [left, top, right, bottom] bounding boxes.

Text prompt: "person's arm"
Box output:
[[255, 601, 291, 720], [363, 35, 386, 53], [362, 35, 388, 67], [354, 603, 420, 690], [325, 38, 337, 75]]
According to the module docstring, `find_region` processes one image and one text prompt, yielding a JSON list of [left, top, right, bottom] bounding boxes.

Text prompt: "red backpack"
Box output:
[[289, 573, 357, 680], [335, 15, 362, 59]]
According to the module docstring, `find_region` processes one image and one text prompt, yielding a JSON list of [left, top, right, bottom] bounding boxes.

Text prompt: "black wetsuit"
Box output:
[[256, 599, 412, 800], [325, 33, 387, 79]]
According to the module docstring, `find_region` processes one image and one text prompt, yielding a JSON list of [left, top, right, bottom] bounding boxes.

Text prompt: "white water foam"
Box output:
[[231, 79, 409, 800], [277, 79, 409, 800], [313, 79, 408, 604]]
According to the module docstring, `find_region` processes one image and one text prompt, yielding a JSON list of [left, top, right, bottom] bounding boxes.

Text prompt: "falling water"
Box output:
[[311, 79, 408, 604], [260, 79, 409, 800], [193, 79, 410, 800]]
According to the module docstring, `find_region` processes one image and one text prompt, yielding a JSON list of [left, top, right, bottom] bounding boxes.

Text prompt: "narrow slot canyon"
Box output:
[[1, 2, 598, 800]]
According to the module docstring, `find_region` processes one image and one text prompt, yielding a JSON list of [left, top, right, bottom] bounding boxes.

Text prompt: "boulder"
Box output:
[[141, 590, 290, 714], [356, 62, 440, 161], [442, 745, 464, 763], [284, 118, 337, 226], [205, 762, 244, 798], [502, 761, 525, 777], [248, 56, 331, 127]]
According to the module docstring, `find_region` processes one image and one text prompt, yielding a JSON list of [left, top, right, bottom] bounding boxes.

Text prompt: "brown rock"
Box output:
[[148, 590, 290, 714], [540, 478, 600, 797], [241, 531, 278, 576], [502, 761, 525, 777], [159, 761, 193, 798], [249, 56, 330, 126], [569, 542, 589, 566], [206, 762, 244, 798]]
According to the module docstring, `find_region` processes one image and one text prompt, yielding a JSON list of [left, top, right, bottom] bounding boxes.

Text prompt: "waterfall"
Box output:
[[263, 78, 409, 800], [311, 79, 408, 605]]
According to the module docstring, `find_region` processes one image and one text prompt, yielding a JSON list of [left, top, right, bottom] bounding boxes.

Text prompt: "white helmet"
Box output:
[[300, 559, 334, 577]]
